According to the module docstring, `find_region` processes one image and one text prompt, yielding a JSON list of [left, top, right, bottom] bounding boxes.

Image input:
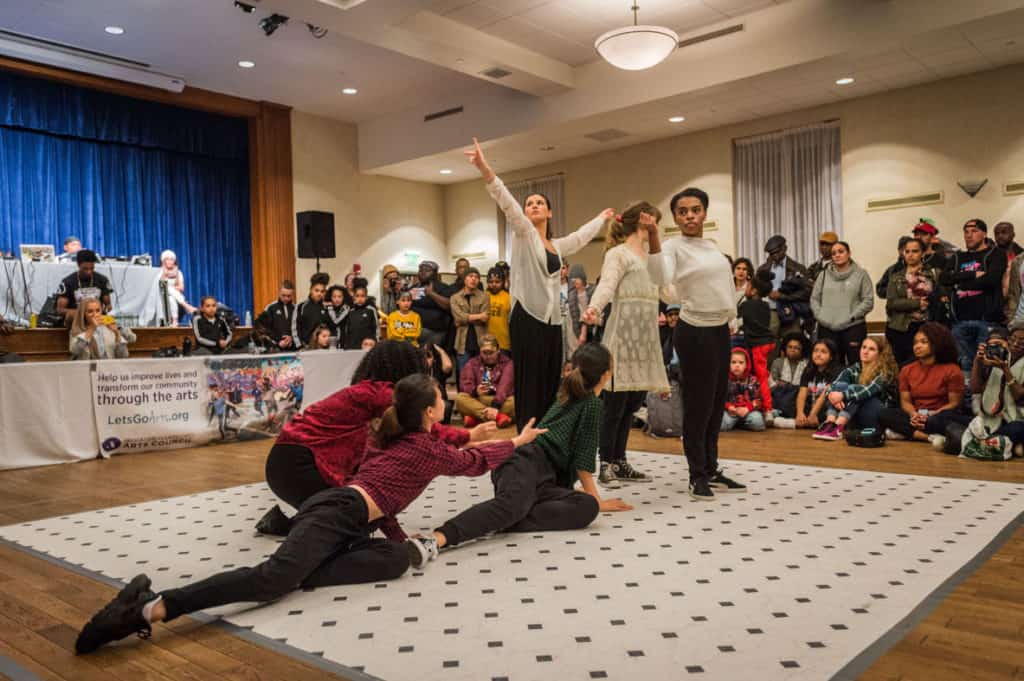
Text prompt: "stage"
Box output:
[[0, 430, 1020, 681]]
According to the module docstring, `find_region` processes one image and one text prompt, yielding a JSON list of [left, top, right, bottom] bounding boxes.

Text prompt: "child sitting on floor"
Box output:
[[793, 338, 843, 429], [722, 347, 766, 431], [769, 332, 809, 424]]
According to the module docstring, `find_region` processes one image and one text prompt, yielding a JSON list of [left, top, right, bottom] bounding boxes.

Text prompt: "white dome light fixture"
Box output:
[[595, 2, 678, 71]]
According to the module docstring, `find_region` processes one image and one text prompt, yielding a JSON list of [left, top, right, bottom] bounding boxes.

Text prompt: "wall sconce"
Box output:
[[957, 178, 988, 198]]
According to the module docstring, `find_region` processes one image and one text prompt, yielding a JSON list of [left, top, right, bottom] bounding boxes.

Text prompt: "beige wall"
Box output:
[[444, 63, 1024, 321], [291, 111, 447, 298]]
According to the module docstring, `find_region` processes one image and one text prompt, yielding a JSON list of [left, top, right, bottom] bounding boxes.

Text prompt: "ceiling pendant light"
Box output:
[[595, 2, 678, 71]]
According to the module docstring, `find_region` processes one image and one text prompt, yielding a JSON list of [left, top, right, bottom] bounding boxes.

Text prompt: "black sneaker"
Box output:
[[75, 574, 156, 655], [613, 461, 651, 483], [688, 480, 715, 501], [255, 504, 293, 536], [598, 462, 620, 487], [708, 470, 746, 493]]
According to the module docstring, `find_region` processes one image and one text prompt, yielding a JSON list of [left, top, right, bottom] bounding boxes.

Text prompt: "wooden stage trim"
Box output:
[[0, 327, 252, 362]]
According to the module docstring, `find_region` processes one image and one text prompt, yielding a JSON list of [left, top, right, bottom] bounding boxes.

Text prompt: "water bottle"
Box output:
[[245, 310, 252, 327], [182, 337, 192, 357]]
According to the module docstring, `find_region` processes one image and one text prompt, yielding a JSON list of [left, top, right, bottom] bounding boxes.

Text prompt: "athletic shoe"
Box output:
[[708, 470, 746, 492], [495, 413, 513, 429], [885, 429, 906, 441], [928, 434, 946, 451], [812, 423, 840, 441], [406, 536, 440, 568], [613, 461, 651, 482], [773, 417, 796, 429], [462, 415, 479, 428], [254, 504, 293, 536], [688, 480, 715, 501], [598, 462, 620, 488], [75, 574, 156, 655]]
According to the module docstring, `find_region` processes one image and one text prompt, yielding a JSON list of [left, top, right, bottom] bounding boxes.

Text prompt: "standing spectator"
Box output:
[[805, 231, 838, 285], [486, 266, 512, 354], [455, 335, 515, 428], [769, 332, 808, 421], [453, 257, 479, 290], [913, 220, 947, 270], [884, 237, 942, 365], [729, 257, 753, 338], [566, 264, 595, 350], [379, 264, 404, 316], [793, 338, 843, 429], [874, 236, 912, 300], [192, 296, 232, 355], [721, 348, 766, 432], [324, 285, 350, 344], [158, 250, 197, 325], [450, 267, 490, 372], [386, 291, 421, 345], [811, 241, 874, 365], [409, 261, 452, 349], [292, 273, 331, 350], [878, 322, 970, 447], [756, 235, 810, 340], [940, 218, 1008, 376], [256, 281, 296, 351], [69, 297, 135, 360], [57, 235, 83, 262], [55, 250, 113, 321], [813, 337, 897, 440], [739, 271, 775, 414], [994, 222, 1023, 323], [339, 285, 379, 350]]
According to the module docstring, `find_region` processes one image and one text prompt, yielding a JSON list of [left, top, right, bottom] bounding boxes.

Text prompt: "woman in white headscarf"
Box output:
[[159, 250, 197, 325]]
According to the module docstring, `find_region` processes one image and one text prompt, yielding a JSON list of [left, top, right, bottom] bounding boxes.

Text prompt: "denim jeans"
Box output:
[[825, 381, 883, 429], [952, 320, 992, 373], [721, 410, 766, 431]]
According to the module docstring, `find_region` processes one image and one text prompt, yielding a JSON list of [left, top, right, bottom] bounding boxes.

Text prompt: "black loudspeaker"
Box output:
[[296, 211, 336, 259]]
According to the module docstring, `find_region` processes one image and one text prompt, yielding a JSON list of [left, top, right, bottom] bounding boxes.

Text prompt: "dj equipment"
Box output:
[[296, 211, 335, 272]]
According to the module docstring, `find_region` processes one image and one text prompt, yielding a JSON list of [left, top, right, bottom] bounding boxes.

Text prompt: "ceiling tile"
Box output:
[[904, 28, 972, 57], [443, 2, 513, 28], [918, 46, 986, 69], [701, 0, 775, 18]]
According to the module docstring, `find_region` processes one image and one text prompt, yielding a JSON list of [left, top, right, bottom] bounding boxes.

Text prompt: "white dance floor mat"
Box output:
[[1, 453, 1021, 681]]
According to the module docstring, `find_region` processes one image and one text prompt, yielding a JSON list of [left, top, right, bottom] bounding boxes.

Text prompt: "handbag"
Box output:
[[844, 427, 886, 448]]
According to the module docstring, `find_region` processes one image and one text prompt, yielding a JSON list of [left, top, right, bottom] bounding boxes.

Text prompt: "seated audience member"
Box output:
[[410, 260, 452, 348], [757, 235, 810, 340], [739, 271, 775, 414], [56, 235, 83, 262], [158, 250, 198, 325], [324, 285, 350, 343], [793, 338, 843, 429], [806, 231, 838, 285], [56, 250, 113, 322], [0, 314, 25, 363], [769, 332, 808, 421], [340, 285, 379, 350], [884, 236, 944, 365], [486, 266, 512, 354], [451, 267, 490, 372], [69, 297, 136, 360], [455, 335, 514, 428], [968, 323, 1024, 445], [422, 341, 454, 423], [386, 291, 421, 345], [293, 272, 331, 349], [256, 280, 296, 350], [721, 348, 765, 432], [662, 304, 680, 365], [192, 296, 232, 355], [361, 338, 377, 351], [878, 322, 969, 447], [306, 325, 334, 351], [813, 337, 898, 440], [811, 241, 874, 365]]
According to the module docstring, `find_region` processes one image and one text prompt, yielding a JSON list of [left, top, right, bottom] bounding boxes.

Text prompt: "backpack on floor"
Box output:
[[844, 427, 885, 448], [645, 380, 682, 438]]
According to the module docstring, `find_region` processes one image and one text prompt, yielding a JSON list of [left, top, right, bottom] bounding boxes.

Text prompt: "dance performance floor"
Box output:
[[2, 451, 1021, 681]]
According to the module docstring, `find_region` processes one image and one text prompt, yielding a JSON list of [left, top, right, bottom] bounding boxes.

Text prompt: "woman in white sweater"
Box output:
[[647, 188, 746, 501], [69, 297, 136, 360], [466, 138, 613, 429], [584, 202, 670, 485]]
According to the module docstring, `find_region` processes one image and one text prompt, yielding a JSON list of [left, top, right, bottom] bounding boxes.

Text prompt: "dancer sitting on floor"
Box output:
[[255, 340, 495, 536], [813, 336, 898, 441], [75, 373, 546, 655], [419, 343, 633, 558]]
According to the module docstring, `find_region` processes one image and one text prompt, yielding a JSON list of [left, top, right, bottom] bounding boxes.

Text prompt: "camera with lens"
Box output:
[[985, 341, 1009, 363]]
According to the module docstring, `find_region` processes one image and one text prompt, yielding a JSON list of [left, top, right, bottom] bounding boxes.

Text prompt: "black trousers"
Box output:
[[161, 488, 408, 621], [510, 303, 563, 431], [885, 322, 924, 366], [435, 444, 599, 547], [817, 322, 868, 366], [674, 322, 730, 485], [599, 390, 645, 463], [877, 407, 971, 438], [265, 443, 331, 510]]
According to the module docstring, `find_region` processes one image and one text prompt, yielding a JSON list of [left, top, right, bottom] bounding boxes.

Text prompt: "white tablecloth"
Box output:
[[0, 260, 165, 326]]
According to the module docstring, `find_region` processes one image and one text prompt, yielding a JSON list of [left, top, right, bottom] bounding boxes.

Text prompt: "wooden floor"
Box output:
[[0, 430, 1021, 681]]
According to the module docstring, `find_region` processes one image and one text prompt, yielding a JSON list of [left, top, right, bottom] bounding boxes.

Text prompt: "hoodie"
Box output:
[[725, 347, 762, 412], [810, 261, 874, 331]]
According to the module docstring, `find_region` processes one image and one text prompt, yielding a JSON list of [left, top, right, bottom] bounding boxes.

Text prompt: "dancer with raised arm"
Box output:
[[466, 138, 614, 430], [648, 188, 747, 501], [583, 203, 670, 486]]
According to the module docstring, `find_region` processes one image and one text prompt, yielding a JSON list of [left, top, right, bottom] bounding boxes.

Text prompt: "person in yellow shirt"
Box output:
[[486, 266, 512, 353], [386, 291, 421, 345]]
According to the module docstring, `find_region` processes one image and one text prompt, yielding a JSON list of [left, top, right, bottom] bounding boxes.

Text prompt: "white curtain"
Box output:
[[498, 174, 566, 260], [733, 122, 842, 266]]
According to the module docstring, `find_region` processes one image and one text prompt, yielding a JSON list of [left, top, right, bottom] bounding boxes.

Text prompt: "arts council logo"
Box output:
[[101, 437, 123, 453]]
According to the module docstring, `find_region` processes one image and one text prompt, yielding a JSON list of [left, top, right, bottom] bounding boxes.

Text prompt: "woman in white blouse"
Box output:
[[465, 138, 613, 430], [159, 250, 197, 326], [647, 187, 746, 501], [583, 202, 670, 486], [69, 297, 136, 360]]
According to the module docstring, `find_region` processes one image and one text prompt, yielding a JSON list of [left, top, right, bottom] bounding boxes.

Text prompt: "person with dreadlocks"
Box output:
[[254, 340, 497, 536]]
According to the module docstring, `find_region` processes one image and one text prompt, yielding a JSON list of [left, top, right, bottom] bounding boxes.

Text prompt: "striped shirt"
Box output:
[[535, 393, 603, 487]]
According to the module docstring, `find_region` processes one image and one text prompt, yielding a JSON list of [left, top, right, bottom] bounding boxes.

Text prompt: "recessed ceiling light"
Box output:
[[342, 87, 358, 95], [835, 77, 855, 85], [668, 116, 685, 123], [238, 60, 255, 68], [439, 169, 453, 175], [104, 26, 125, 35]]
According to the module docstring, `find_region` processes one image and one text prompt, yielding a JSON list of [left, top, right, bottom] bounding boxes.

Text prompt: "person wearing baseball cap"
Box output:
[[57, 235, 83, 262], [807, 231, 839, 284], [379, 264, 404, 316], [912, 219, 948, 270]]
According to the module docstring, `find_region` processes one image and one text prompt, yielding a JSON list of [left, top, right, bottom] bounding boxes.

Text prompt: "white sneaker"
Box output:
[[406, 536, 439, 567], [885, 429, 906, 441], [928, 434, 946, 451], [773, 417, 796, 429]]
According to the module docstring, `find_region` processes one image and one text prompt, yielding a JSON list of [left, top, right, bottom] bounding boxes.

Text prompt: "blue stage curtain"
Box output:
[[0, 71, 251, 318]]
